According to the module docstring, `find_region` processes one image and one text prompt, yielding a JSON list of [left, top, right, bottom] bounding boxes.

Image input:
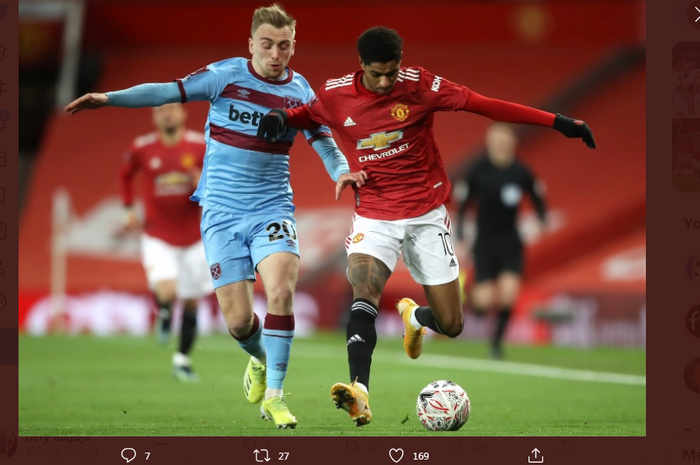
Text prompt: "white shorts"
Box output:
[[345, 205, 459, 286], [141, 234, 214, 299]]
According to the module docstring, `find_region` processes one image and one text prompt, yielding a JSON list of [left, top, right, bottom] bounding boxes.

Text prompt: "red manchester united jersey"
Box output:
[[119, 130, 205, 246], [295, 67, 471, 220]]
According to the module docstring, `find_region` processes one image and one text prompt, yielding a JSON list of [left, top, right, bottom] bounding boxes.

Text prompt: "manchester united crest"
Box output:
[[210, 263, 222, 280], [181, 154, 195, 169], [391, 103, 410, 122], [352, 233, 365, 243]]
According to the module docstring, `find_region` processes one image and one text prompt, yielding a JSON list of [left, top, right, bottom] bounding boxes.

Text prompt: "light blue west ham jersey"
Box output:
[[177, 57, 331, 214]]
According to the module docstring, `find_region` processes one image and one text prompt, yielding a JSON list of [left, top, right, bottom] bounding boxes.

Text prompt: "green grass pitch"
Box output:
[[19, 332, 645, 436]]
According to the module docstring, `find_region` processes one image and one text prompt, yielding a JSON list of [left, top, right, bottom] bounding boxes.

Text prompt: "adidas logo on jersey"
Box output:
[[344, 116, 356, 127], [449, 258, 457, 267], [347, 334, 366, 345]]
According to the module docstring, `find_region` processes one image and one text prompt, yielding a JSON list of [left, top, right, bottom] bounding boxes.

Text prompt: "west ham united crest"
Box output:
[[210, 263, 222, 280], [284, 95, 303, 109]]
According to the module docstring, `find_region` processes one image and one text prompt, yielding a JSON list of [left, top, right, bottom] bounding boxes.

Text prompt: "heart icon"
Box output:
[[449, 440, 462, 451], [389, 448, 404, 463]]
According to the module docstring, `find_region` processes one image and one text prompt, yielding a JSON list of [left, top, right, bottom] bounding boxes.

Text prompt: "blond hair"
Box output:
[[251, 3, 296, 37]]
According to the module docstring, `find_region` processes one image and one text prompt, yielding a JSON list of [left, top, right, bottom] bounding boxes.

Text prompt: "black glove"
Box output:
[[256, 109, 288, 143], [553, 113, 596, 149]]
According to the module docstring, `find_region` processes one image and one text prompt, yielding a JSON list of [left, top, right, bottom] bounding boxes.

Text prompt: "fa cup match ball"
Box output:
[[416, 380, 471, 431]]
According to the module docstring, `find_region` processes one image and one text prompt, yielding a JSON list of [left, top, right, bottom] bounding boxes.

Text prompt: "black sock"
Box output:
[[346, 299, 377, 390], [179, 307, 198, 355], [155, 297, 173, 331], [493, 307, 512, 349], [414, 307, 446, 335]]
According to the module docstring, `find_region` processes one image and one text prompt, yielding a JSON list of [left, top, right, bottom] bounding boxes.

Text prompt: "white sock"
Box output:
[[354, 382, 368, 394], [252, 355, 265, 365], [265, 388, 283, 400], [172, 352, 190, 367], [409, 311, 423, 331]]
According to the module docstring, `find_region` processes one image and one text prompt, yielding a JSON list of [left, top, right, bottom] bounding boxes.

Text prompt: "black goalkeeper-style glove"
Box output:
[[256, 109, 288, 143], [553, 113, 596, 149]]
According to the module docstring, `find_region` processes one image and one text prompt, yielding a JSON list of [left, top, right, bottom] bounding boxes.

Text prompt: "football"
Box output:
[[416, 380, 471, 431]]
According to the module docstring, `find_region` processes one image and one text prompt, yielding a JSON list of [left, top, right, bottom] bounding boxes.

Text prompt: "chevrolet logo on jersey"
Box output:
[[357, 130, 403, 151]]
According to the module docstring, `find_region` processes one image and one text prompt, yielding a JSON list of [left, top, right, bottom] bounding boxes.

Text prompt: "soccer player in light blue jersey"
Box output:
[[66, 3, 367, 429]]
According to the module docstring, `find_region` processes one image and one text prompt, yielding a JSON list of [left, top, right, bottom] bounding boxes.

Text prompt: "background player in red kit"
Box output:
[[258, 26, 595, 426], [120, 102, 213, 382]]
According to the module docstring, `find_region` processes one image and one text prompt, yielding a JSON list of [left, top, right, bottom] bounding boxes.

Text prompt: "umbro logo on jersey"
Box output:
[[449, 258, 457, 267], [347, 334, 366, 345], [344, 116, 356, 127]]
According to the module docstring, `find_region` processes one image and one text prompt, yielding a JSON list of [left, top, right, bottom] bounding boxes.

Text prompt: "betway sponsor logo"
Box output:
[[358, 142, 409, 162], [228, 104, 264, 126]]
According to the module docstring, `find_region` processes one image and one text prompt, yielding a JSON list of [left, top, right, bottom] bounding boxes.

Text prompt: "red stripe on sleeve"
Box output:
[[175, 79, 187, 103], [307, 132, 332, 145]]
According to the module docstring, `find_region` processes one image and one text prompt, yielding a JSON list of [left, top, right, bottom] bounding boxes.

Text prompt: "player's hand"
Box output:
[[64, 93, 109, 115], [553, 114, 596, 149], [335, 170, 367, 201], [256, 109, 288, 143], [124, 208, 140, 231]]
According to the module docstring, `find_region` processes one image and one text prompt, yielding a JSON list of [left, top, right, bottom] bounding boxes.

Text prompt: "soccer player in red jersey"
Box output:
[[120, 102, 213, 381], [257, 27, 595, 426]]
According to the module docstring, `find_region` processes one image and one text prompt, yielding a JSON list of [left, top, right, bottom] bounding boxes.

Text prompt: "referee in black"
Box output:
[[455, 123, 547, 359]]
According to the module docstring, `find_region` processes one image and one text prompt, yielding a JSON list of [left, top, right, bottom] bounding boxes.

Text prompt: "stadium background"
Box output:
[[18, 0, 646, 348]]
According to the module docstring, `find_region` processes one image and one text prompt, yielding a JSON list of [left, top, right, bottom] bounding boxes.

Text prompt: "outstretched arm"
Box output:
[[465, 92, 596, 149], [65, 82, 182, 115]]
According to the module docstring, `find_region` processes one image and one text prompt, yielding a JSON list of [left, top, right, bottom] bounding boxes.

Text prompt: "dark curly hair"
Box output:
[[357, 27, 403, 65]]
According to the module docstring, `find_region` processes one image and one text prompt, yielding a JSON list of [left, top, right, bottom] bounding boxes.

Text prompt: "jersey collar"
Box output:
[[247, 60, 294, 85], [354, 70, 389, 99]]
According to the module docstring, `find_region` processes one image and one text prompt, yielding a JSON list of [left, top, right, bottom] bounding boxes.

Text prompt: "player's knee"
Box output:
[[155, 289, 176, 304], [266, 285, 294, 312], [351, 283, 382, 303], [441, 314, 465, 338], [182, 299, 198, 312], [227, 318, 254, 338]]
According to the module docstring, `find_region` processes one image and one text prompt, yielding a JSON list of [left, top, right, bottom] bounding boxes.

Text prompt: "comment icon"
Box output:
[[121, 448, 137, 463], [244, 439, 256, 451]]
